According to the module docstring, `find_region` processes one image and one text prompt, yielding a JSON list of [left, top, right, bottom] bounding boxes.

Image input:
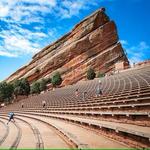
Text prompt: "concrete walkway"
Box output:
[[0, 118, 18, 148], [15, 119, 36, 148], [16, 116, 71, 148], [16, 111, 150, 137], [16, 114, 128, 148]]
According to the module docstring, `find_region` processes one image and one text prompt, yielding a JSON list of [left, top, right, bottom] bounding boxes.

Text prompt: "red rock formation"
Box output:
[[6, 8, 129, 86], [135, 60, 150, 67]]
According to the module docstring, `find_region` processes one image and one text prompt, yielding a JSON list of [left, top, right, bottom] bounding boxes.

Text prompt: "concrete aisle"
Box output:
[[41, 113, 150, 135], [19, 114, 128, 148], [0, 118, 17, 148], [0, 119, 7, 144], [15, 119, 36, 148], [16, 116, 71, 149]]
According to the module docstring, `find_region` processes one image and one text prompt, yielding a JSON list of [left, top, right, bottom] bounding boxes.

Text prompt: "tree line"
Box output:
[[0, 72, 62, 104], [0, 68, 104, 104]]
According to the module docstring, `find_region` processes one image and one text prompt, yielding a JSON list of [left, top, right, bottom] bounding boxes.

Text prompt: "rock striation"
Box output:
[[6, 8, 129, 86]]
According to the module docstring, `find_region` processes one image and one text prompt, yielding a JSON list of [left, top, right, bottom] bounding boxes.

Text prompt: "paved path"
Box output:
[[27, 112, 150, 136], [17, 114, 128, 148], [0, 118, 18, 148], [16, 116, 70, 148], [15, 118, 36, 148], [0, 120, 6, 143], [62, 114, 150, 134]]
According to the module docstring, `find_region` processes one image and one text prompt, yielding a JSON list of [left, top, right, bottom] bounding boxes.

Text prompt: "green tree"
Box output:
[[51, 72, 62, 87], [30, 82, 41, 94], [13, 78, 30, 96], [21, 78, 30, 95], [39, 79, 47, 91], [14, 86, 24, 96], [0, 82, 14, 103], [87, 68, 96, 80]]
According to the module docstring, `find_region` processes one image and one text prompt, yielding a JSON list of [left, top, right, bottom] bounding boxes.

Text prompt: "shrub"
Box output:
[[0, 82, 14, 103], [30, 82, 41, 94], [13, 78, 30, 96], [14, 86, 24, 96], [97, 72, 105, 78], [87, 68, 96, 80], [39, 79, 47, 91], [21, 78, 30, 95], [51, 72, 62, 87]]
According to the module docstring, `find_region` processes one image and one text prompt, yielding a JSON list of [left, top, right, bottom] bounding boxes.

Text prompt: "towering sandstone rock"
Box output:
[[6, 8, 129, 86]]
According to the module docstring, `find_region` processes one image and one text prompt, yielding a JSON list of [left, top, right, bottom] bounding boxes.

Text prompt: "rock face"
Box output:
[[6, 8, 129, 86]]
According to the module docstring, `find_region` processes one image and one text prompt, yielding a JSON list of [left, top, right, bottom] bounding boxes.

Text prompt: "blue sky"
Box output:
[[0, 0, 150, 81]]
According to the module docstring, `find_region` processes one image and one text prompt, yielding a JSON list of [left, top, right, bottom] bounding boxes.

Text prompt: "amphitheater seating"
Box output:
[[0, 65, 150, 148]]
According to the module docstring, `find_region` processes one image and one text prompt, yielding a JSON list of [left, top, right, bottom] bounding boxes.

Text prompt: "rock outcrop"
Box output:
[[6, 8, 129, 86]]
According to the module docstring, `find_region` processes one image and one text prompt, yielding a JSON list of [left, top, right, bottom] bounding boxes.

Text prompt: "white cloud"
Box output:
[[0, 5, 9, 17], [120, 40, 128, 46], [4, 36, 39, 54], [138, 41, 149, 50], [121, 40, 150, 65], [0, 0, 101, 23], [0, 0, 59, 57], [0, 0, 111, 57], [0, 23, 57, 57], [22, 0, 57, 6], [0, 50, 17, 57], [59, 1, 86, 18], [0, 0, 57, 24], [55, 0, 99, 19]]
